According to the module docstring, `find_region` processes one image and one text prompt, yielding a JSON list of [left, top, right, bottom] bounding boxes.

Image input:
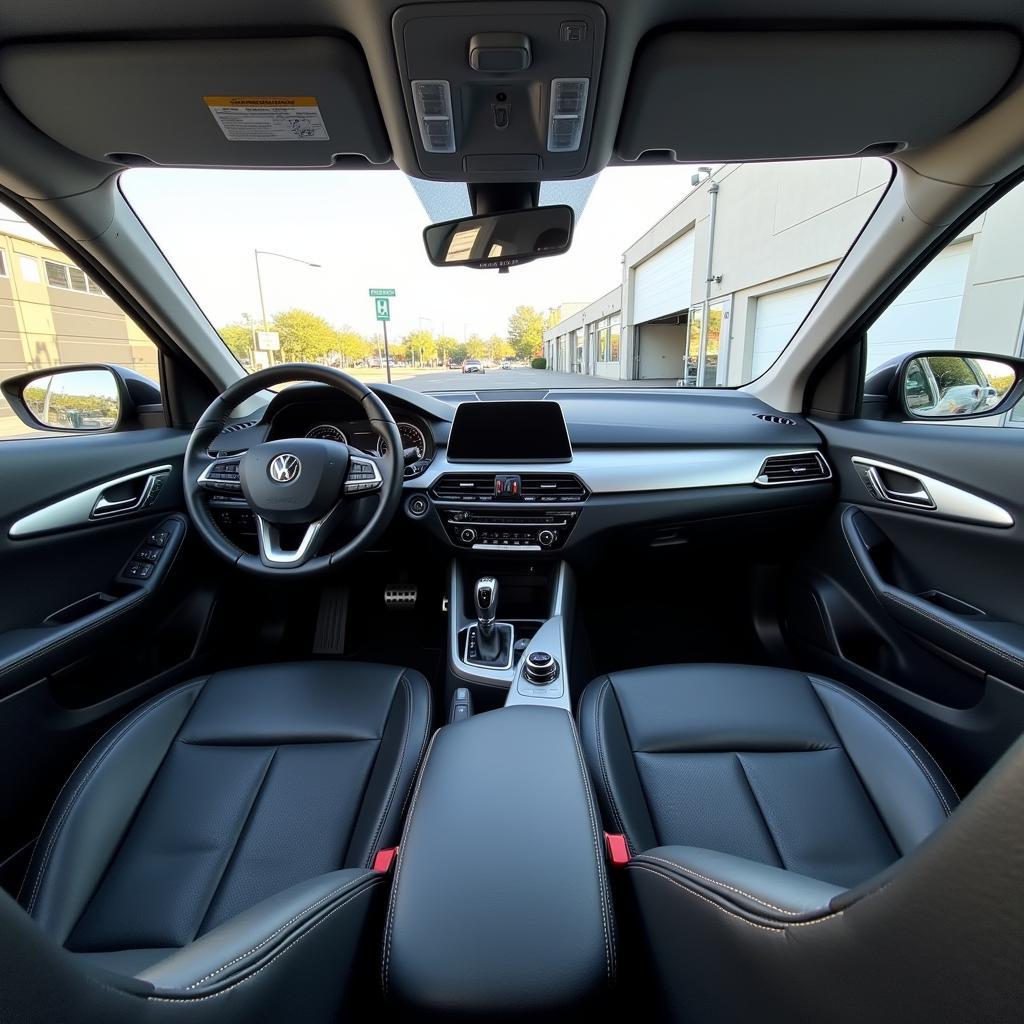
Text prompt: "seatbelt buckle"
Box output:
[[373, 846, 399, 873], [604, 832, 630, 867]]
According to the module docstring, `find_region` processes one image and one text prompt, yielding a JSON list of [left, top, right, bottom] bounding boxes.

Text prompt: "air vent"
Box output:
[[754, 413, 797, 426], [412, 80, 456, 154], [520, 474, 588, 501], [223, 419, 257, 433], [755, 452, 831, 486], [431, 474, 497, 501], [547, 78, 589, 152]]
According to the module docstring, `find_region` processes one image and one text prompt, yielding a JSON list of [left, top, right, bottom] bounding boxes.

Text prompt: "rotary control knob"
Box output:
[[537, 529, 556, 547], [524, 651, 558, 685], [460, 527, 477, 544]]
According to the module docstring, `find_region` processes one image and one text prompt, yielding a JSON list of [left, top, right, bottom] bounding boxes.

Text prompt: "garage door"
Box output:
[[750, 280, 823, 377], [633, 230, 695, 324], [865, 241, 971, 371]]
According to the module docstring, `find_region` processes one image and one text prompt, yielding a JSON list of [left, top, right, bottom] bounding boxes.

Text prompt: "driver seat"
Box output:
[[2, 661, 431, 1022]]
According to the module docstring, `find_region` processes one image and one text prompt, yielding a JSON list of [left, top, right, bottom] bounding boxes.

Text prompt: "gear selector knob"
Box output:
[[474, 576, 498, 635]]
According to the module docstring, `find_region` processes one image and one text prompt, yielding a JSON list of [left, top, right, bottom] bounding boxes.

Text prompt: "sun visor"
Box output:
[[616, 30, 1021, 162], [0, 37, 391, 168]]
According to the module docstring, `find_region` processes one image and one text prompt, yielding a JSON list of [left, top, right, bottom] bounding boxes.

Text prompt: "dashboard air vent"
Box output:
[[754, 413, 797, 426], [520, 474, 588, 501], [222, 419, 257, 433], [756, 452, 831, 486], [432, 474, 497, 501]]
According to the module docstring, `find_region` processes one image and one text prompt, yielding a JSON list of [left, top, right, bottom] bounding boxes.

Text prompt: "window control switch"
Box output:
[[137, 546, 162, 562]]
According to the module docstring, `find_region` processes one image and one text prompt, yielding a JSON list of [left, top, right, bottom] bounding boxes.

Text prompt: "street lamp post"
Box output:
[[253, 249, 321, 365]]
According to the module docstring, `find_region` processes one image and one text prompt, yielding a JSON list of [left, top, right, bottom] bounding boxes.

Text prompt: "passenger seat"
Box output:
[[577, 665, 1024, 1021]]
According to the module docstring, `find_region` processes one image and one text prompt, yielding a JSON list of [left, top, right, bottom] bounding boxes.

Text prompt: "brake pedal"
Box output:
[[384, 585, 418, 611]]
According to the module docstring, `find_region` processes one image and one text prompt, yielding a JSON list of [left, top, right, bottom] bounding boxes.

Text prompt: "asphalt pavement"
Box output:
[[382, 367, 675, 393]]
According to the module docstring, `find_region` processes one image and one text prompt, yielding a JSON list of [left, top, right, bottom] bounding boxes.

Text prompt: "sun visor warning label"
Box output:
[[204, 97, 329, 141]]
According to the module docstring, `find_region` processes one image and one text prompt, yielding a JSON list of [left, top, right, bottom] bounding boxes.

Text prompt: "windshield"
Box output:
[[121, 158, 888, 393]]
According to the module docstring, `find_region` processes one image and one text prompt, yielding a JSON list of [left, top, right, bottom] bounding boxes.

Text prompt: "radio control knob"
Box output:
[[538, 529, 556, 547], [460, 527, 477, 544]]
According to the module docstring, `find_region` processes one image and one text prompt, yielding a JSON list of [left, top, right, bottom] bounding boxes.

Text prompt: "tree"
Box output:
[[336, 328, 372, 367], [271, 308, 337, 363], [507, 305, 547, 361], [465, 334, 488, 359], [218, 317, 257, 364], [403, 329, 438, 367], [436, 335, 460, 365], [487, 334, 514, 361]]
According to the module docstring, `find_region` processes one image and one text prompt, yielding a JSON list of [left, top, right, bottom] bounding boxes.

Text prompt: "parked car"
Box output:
[[447, 357, 461, 369], [462, 358, 485, 373], [500, 358, 514, 370]]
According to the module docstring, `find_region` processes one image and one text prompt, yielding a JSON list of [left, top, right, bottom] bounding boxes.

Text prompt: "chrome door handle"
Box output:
[[90, 469, 170, 519], [863, 465, 934, 508]]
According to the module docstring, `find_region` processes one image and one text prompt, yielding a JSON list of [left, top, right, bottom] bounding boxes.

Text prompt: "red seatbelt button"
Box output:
[[604, 832, 630, 867], [373, 847, 399, 873]]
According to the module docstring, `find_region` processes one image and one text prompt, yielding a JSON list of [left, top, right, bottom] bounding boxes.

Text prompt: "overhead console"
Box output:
[[392, 1, 605, 180], [0, 37, 390, 168], [616, 29, 1021, 162]]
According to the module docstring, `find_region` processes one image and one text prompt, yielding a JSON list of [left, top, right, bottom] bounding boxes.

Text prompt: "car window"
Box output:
[[0, 200, 161, 439], [121, 157, 887, 393], [864, 178, 1024, 426]]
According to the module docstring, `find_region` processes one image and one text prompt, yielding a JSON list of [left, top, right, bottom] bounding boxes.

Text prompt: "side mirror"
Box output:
[[423, 205, 574, 270], [896, 351, 1024, 421], [0, 364, 159, 434]]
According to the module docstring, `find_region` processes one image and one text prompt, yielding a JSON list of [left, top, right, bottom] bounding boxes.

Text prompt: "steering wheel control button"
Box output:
[[524, 651, 559, 685], [199, 458, 243, 493]]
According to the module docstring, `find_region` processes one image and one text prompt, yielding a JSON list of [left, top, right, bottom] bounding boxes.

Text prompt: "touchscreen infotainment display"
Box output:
[[446, 401, 572, 462]]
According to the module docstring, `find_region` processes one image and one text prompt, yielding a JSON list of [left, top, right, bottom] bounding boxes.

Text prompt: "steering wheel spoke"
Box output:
[[255, 507, 337, 567]]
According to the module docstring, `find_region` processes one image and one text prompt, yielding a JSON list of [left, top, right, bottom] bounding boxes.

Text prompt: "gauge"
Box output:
[[378, 422, 428, 459], [305, 424, 347, 443]]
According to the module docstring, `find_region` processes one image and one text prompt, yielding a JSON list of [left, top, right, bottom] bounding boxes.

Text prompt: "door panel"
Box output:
[[788, 417, 1024, 791], [0, 427, 215, 891]]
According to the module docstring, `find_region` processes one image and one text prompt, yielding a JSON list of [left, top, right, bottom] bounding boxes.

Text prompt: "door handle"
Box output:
[[862, 464, 935, 508], [91, 470, 168, 519]]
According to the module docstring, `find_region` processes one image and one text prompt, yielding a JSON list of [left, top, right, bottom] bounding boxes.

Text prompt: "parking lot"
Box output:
[[369, 366, 676, 392]]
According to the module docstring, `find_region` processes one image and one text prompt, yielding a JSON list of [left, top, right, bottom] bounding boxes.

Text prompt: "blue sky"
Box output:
[[121, 164, 703, 340]]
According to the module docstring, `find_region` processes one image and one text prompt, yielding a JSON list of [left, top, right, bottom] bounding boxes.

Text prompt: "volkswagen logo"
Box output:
[[268, 453, 301, 483]]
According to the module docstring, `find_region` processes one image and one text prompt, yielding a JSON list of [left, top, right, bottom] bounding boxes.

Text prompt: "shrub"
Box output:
[[531, 357, 547, 370]]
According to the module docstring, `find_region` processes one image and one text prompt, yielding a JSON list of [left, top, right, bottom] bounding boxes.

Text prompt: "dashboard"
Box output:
[[205, 382, 835, 556]]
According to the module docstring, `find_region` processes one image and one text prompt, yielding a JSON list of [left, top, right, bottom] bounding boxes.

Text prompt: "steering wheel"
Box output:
[[184, 364, 404, 577]]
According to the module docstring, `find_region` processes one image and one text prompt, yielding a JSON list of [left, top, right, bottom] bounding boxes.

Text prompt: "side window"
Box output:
[[865, 178, 1024, 426], [0, 201, 161, 440]]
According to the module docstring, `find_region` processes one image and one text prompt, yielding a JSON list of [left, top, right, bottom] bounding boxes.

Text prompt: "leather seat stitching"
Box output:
[[567, 711, 616, 981], [183, 872, 377, 988], [636, 855, 807, 916], [810, 677, 954, 815], [137, 878, 386, 1003], [592, 677, 631, 850], [363, 672, 414, 868], [23, 680, 206, 914], [626, 863, 862, 932], [397, 682, 431, 824], [382, 729, 440, 994]]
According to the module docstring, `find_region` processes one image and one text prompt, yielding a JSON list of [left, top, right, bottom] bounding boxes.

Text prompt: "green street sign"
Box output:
[[368, 288, 396, 297], [375, 297, 391, 321]]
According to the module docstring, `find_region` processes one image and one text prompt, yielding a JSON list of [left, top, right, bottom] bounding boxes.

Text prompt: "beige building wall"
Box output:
[[0, 229, 158, 437]]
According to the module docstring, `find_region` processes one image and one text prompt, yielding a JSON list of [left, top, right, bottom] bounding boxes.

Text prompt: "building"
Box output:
[[544, 158, 1024, 384], [0, 227, 158, 436]]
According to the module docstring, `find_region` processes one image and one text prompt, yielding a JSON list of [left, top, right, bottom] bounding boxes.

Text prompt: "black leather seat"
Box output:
[[1, 661, 431, 1023], [579, 664, 956, 885], [579, 665, 1024, 1021]]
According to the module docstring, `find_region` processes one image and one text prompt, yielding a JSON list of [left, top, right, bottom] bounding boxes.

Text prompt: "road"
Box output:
[[375, 367, 676, 393]]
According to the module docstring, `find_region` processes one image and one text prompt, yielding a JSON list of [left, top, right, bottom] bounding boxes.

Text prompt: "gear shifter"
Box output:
[[473, 576, 501, 661]]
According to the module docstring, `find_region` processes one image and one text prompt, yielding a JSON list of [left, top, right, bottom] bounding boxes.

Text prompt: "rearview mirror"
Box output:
[[898, 352, 1024, 420], [423, 205, 574, 270]]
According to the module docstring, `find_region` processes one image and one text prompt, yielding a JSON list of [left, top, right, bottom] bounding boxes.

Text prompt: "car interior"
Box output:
[[1, 2, 1024, 1022]]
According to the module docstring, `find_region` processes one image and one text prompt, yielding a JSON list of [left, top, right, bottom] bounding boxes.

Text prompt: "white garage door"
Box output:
[[865, 242, 971, 371], [751, 280, 823, 377], [633, 230, 695, 324]]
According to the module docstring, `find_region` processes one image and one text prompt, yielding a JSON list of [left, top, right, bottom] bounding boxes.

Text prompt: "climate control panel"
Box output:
[[443, 508, 580, 550]]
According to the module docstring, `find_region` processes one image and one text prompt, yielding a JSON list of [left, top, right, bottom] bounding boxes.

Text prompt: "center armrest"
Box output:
[[383, 704, 615, 1017]]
